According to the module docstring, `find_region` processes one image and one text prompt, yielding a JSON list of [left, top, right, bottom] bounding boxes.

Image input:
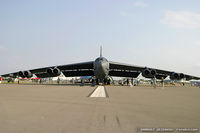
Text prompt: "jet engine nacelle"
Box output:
[[18, 71, 25, 77], [142, 68, 156, 78], [9, 74, 14, 78], [170, 72, 185, 80], [47, 68, 53, 75], [186, 75, 192, 81], [47, 68, 61, 76], [19, 71, 33, 78], [24, 71, 33, 78], [179, 73, 185, 79], [53, 68, 61, 76]]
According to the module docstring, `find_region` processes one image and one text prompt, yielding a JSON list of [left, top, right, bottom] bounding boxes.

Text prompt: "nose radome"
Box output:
[[96, 61, 104, 70], [100, 61, 106, 68], [97, 61, 102, 69]]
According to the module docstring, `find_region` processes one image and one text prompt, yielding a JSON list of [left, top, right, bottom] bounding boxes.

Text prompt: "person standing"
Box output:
[[137, 78, 140, 86], [57, 77, 60, 84], [161, 77, 164, 89], [153, 77, 157, 88], [131, 78, 133, 85], [126, 78, 129, 86]]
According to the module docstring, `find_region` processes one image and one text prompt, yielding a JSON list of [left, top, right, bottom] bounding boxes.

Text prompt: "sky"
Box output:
[[0, 0, 200, 76]]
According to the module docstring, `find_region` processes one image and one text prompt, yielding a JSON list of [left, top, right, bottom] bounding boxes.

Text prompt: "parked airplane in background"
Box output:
[[1, 46, 200, 84]]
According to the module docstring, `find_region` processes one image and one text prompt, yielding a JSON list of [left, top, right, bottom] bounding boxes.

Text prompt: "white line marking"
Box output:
[[90, 86, 106, 97]]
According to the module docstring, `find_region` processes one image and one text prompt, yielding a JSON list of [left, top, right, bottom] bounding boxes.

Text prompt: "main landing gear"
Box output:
[[92, 78, 111, 85]]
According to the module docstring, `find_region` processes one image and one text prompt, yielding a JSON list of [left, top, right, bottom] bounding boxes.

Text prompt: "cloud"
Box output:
[[0, 45, 4, 49], [0, 45, 7, 51], [194, 40, 200, 46], [160, 11, 200, 29], [120, 11, 129, 17], [134, 1, 148, 7]]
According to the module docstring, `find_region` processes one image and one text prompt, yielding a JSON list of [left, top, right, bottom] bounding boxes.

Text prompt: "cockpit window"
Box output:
[[95, 57, 108, 62]]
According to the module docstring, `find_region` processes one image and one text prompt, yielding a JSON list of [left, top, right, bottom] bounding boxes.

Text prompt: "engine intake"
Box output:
[[47, 68, 53, 74], [47, 68, 61, 76], [18, 71, 25, 77], [24, 71, 32, 78], [150, 69, 156, 76], [142, 68, 156, 78], [170, 72, 185, 80], [179, 73, 184, 79], [53, 68, 61, 76]]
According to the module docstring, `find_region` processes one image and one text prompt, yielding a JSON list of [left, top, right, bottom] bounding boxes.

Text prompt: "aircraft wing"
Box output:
[[184, 74, 200, 80], [109, 61, 200, 80], [1, 72, 19, 78], [1, 61, 94, 78]]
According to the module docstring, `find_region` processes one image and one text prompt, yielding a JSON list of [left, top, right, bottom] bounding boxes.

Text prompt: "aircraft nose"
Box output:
[[97, 61, 105, 69]]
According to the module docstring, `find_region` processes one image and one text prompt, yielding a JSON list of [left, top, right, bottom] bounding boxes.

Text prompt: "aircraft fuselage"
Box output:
[[94, 57, 109, 81]]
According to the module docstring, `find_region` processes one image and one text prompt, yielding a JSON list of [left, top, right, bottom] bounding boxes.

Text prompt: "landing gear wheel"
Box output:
[[107, 79, 111, 85], [103, 79, 107, 85]]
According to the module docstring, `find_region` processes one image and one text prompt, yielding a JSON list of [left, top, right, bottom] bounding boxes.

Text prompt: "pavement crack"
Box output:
[[116, 115, 121, 128], [104, 115, 106, 127], [104, 86, 109, 98]]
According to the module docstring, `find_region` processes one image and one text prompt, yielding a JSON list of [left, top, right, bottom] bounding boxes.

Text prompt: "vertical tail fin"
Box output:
[[100, 46, 102, 57]]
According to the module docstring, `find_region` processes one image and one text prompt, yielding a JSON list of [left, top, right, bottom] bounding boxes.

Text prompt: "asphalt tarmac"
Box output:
[[0, 84, 199, 133]]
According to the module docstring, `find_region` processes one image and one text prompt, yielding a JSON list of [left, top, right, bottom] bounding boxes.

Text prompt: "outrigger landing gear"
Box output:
[[107, 79, 111, 85]]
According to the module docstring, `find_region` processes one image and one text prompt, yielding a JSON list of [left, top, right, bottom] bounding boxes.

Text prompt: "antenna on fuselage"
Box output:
[[100, 46, 102, 57]]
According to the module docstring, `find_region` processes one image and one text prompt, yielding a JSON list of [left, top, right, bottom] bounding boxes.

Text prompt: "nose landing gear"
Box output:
[[103, 78, 111, 85], [93, 78, 111, 85]]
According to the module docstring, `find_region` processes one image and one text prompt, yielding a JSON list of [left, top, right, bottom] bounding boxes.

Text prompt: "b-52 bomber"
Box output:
[[1, 47, 200, 84]]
